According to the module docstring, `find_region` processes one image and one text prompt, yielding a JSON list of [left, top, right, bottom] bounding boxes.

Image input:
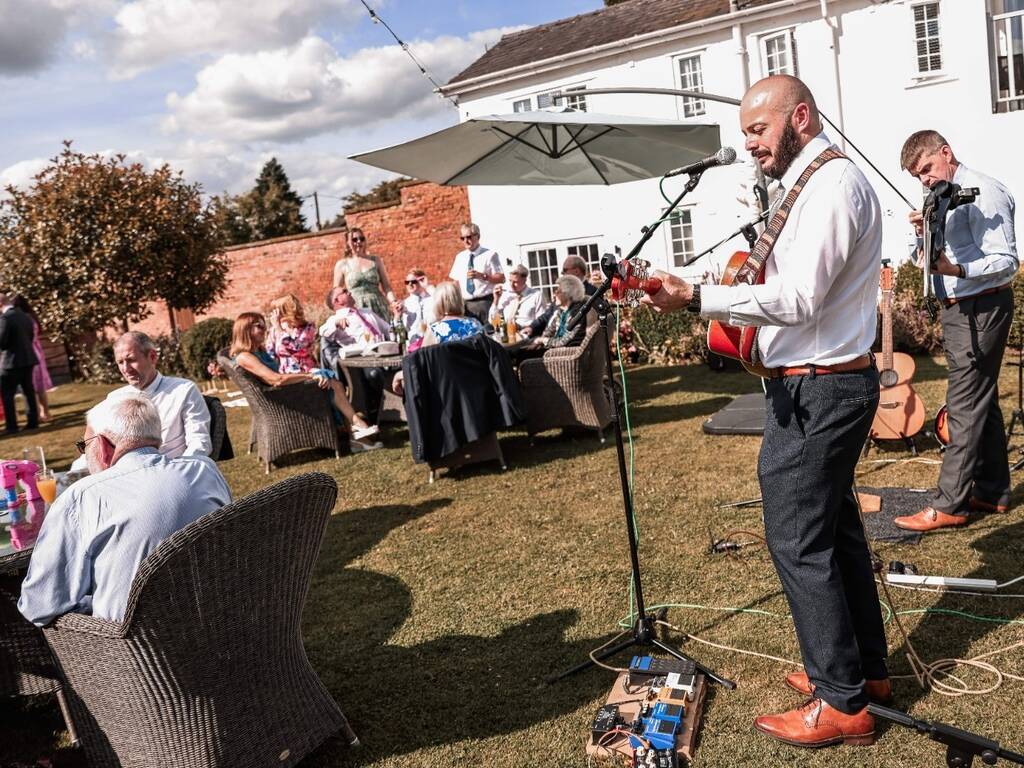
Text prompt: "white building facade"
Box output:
[[442, 0, 1023, 300]]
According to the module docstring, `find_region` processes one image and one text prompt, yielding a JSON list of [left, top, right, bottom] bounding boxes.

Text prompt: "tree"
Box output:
[[0, 142, 228, 349], [207, 158, 307, 246], [342, 176, 411, 212]]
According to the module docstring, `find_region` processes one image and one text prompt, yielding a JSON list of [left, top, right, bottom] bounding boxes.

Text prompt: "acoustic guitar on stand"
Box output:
[[869, 261, 926, 444]]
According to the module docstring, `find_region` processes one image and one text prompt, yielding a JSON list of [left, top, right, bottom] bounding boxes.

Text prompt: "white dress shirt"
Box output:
[[19, 448, 231, 626], [701, 133, 881, 368], [449, 246, 504, 299], [319, 306, 391, 346], [488, 285, 545, 328], [109, 373, 212, 458], [401, 290, 436, 339]]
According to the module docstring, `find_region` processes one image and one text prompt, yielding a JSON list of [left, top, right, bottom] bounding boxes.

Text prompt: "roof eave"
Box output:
[[441, 0, 819, 99]]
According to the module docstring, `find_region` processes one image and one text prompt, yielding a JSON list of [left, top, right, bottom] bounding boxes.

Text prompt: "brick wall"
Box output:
[[131, 181, 470, 337]]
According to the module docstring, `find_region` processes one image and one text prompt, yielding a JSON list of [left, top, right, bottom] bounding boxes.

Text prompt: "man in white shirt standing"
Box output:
[[106, 332, 211, 459], [448, 222, 504, 324], [646, 76, 888, 749], [488, 264, 544, 336]]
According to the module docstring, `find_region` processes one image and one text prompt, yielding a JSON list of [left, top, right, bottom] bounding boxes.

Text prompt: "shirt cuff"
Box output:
[[698, 284, 733, 322]]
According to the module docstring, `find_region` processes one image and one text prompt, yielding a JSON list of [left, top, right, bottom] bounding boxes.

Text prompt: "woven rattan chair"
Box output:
[[517, 323, 613, 439], [218, 352, 340, 473], [42, 472, 357, 768]]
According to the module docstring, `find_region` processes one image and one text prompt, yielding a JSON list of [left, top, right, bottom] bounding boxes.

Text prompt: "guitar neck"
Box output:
[[881, 289, 893, 370]]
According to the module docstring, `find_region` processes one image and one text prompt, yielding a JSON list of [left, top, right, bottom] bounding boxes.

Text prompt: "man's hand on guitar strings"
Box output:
[[640, 269, 693, 313]]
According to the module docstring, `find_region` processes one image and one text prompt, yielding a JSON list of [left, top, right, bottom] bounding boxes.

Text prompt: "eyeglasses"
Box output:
[[405, 279, 421, 286], [74, 435, 102, 455], [460, 235, 476, 241], [254, 322, 266, 329], [351, 236, 366, 243]]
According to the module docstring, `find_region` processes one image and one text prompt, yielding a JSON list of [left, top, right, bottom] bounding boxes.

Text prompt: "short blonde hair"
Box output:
[[432, 281, 465, 317]]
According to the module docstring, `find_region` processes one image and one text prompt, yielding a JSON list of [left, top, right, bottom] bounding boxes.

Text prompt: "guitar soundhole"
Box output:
[[879, 369, 898, 388]]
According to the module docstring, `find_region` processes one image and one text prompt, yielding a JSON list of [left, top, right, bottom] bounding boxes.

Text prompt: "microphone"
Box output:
[[664, 146, 737, 179]]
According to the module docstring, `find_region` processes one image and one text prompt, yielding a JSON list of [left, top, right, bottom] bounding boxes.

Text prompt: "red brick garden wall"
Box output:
[[131, 181, 470, 336]]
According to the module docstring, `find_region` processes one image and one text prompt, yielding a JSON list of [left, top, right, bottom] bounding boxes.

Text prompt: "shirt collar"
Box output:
[[953, 163, 968, 184], [779, 132, 833, 192], [137, 371, 163, 395], [112, 446, 161, 469]]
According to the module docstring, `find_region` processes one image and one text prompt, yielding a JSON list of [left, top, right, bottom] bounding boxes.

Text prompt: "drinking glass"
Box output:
[[36, 470, 58, 505]]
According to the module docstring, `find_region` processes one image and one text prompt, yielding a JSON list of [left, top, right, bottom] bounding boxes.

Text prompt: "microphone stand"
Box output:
[[682, 210, 767, 268], [869, 704, 1024, 767], [546, 171, 735, 689]]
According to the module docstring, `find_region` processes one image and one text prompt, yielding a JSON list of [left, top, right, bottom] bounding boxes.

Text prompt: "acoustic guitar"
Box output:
[[706, 250, 771, 377], [869, 262, 927, 441]]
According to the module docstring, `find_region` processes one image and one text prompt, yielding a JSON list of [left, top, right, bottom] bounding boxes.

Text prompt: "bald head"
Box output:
[[740, 76, 822, 180]]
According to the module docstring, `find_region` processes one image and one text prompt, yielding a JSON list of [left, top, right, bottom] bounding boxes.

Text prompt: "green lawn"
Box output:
[[2, 357, 1023, 768]]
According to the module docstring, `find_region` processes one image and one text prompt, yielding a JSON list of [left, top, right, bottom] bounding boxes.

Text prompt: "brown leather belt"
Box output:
[[942, 283, 1011, 308], [767, 353, 875, 380]]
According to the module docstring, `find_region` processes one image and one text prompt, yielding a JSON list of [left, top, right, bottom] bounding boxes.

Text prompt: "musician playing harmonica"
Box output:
[[893, 132, 1018, 533], [645, 75, 889, 750]]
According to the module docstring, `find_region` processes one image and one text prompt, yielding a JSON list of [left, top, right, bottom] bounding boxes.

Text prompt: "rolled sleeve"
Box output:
[[181, 383, 212, 457]]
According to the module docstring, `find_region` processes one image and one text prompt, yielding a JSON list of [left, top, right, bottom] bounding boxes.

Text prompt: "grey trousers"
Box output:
[[935, 288, 1013, 514], [760, 368, 888, 713]]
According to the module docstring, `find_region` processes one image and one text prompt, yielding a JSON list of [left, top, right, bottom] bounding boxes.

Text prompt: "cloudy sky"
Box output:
[[1, 0, 601, 223]]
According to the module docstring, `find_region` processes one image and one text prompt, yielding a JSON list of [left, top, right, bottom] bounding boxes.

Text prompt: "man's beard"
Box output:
[[764, 121, 803, 180]]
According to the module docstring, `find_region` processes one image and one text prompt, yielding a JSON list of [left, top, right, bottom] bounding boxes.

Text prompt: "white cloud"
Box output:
[[163, 28, 519, 142], [109, 0, 362, 79], [0, 0, 70, 73], [0, 158, 50, 192]]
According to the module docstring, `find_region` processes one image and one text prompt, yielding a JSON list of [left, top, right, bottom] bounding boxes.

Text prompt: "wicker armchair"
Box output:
[[218, 352, 340, 473], [42, 472, 357, 768], [517, 323, 613, 439]]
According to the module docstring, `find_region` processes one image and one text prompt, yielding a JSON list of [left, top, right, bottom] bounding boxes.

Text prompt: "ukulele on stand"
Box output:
[[869, 260, 926, 451]]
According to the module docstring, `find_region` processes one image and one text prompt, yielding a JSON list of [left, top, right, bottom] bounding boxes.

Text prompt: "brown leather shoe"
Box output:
[[785, 671, 893, 705], [754, 698, 875, 748], [893, 507, 968, 532], [969, 497, 1010, 513]]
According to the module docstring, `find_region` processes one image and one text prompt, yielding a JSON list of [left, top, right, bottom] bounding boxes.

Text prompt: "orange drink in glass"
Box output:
[[36, 473, 57, 505]]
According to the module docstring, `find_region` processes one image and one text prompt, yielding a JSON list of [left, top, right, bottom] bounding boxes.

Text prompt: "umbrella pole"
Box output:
[[545, 176, 735, 690]]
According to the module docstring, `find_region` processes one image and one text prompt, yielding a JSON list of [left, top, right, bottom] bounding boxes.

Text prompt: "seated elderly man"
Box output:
[[19, 396, 231, 626], [487, 264, 545, 337]]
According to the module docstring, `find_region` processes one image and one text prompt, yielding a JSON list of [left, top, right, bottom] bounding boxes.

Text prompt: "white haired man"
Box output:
[[19, 396, 231, 626]]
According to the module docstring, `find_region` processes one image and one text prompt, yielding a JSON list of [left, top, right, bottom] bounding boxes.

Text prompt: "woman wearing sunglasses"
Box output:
[[332, 227, 395, 322]]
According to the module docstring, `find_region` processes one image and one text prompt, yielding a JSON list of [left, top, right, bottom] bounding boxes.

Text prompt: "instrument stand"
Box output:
[[546, 174, 735, 690], [869, 704, 1024, 767]]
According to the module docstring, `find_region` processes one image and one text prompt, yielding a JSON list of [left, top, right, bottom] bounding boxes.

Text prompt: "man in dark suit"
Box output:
[[0, 292, 39, 433]]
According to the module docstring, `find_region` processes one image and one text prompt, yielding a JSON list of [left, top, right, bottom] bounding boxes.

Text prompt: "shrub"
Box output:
[[889, 259, 943, 354], [629, 304, 708, 365], [79, 332, 187, 383], [153, 333, 188, 378], [1009, 270, 1024, 351], [180, 318, 234, 380]]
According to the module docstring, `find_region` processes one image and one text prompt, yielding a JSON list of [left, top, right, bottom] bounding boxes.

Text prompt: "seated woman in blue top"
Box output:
[[422, 281, 483, 346], [229, 312, 379, 443]]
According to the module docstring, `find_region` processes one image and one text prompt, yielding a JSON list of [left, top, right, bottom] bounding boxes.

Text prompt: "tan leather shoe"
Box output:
[[969, 497, 1009, 513], [754, 698, 875, 748], [893, 507, 968, 532], [785, 671, 893, 705]]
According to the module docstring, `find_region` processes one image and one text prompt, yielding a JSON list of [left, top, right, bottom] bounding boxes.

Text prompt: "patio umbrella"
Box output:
[[349, 108, 721, 186]]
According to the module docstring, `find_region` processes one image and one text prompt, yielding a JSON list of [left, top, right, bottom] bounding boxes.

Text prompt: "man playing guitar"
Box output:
[[645, 75, 889, 749], [893, 131, 1018, 533]]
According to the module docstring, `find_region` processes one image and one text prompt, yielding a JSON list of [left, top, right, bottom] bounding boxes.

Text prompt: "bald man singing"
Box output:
[[646, 76, 889, 748]]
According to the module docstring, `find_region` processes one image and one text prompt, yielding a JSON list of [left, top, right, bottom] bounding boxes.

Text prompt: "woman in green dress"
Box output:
[[332, 227, 395, 320]]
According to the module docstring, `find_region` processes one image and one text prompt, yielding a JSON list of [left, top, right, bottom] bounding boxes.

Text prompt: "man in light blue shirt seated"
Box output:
[[18, 395, 231, 626]]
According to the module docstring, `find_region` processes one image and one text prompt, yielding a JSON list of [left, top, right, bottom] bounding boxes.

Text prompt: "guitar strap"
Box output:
[[734, 147, 847, 367], [734, 147, 848, 285]]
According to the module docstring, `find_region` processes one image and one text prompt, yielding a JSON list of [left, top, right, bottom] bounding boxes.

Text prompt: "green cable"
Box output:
[[897, 608, 1024, 626]]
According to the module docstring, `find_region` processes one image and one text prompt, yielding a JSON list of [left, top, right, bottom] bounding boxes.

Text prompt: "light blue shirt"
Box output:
[[932, 164, 1018, 300], [18, 448, 231, 627]]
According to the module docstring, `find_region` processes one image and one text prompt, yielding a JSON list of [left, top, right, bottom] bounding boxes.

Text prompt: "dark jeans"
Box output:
[[759, 368, 888, 713], [935, 289, 1013, 513], [1, 365, 38, 432]]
